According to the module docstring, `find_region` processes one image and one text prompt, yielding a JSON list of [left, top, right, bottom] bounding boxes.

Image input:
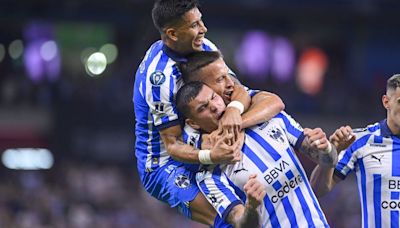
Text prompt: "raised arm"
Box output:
[[227, 174, 265, 228], [241, 91, 285, 129], [299, 128, 338, 168], [310, 126, 356, 197], [196, 169, 265, 228]]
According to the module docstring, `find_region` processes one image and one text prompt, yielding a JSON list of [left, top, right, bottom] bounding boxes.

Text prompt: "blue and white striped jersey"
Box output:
[[133, 38, 218, 179], [195, 111, 329, 227], [335, 119, 400, 228]]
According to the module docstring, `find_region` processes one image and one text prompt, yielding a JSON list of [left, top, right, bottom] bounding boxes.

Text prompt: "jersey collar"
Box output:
[[380, 119, 392, 137], [162, 44, 187, 63]]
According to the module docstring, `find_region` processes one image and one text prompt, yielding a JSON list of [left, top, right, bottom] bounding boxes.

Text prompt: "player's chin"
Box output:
[[192, 44, 203, 52]]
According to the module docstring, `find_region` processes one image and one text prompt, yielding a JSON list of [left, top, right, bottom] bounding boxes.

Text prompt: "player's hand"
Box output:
[[210, 132, 242, 164], [218, 106, 242, 140], [304, 128, 330, 153], [244, 174, 266, 210], [329, 125, 356, 152], [201, 133, 212, 150]]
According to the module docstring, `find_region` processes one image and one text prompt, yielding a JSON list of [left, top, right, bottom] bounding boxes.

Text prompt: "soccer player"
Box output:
[[311, 74, 400, 227], [175, 81, 336, 227], [133, 0, 284, 226]]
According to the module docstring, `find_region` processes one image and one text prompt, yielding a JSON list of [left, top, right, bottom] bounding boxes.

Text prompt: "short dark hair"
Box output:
[[178, 51, 222, 83], [176, 81, 204, 118], [152, 0, 200, 32], [387, 74, 400, 92]]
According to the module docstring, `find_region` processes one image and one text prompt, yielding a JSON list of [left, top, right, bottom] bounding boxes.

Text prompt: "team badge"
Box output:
[[150, 71, 166, 86], [175, 174, 190, 188], [269, 127, 285, 143]]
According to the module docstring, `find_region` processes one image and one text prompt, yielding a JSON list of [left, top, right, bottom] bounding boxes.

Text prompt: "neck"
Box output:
[[387, 117, 400, 135], [163, 37, 187, 56]]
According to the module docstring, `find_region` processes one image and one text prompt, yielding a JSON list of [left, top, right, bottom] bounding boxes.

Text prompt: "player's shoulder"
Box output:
[[353, 122, 381, 137], [202, 38, 219, 51]]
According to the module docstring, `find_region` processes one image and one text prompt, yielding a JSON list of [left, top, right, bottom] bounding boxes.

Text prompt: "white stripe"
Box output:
[[145, 112, 155, 172], [203, 38, 218, 51]]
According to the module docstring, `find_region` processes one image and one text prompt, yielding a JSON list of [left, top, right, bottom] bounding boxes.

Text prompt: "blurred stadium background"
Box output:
[[1, 0, 399, 227]]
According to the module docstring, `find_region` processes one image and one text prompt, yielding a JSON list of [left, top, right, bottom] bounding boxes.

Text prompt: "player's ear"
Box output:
[[165, 27, 178, 42], [382, 94, 390, 110], [186, 119, 200, 130]]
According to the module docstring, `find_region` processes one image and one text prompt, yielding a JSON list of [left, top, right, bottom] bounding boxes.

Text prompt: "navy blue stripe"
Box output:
[[294, 132, 305, 150], [263, 195, 281, 228], [275, 112, 302, 139], [373, 135, 383, 144], [391, 211, 399, 228], [286, 148, 329, 226], [212, 166, 241, 211], [392, 136, 400, 176], [182, 131, 189, 144], [242, 143, 268, 172], [358, 158, 368, 228], [226, 174, 246, 201], [152, 87, 161, 102], [295, 187, 315, 227], [336, 134, 371, 175], [202, 43, 213, 51], [368, 124, 380, 133], [373, 174, 381, 228], [281, 197, 297, 227], [245, 129, 281, 161], [157, 119, 180, 130]]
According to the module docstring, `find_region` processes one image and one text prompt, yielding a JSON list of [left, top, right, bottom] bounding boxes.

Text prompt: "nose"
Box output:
[[199, 20, 207, 34], [209, 100, 218, 113], [226, 76, 234, 88]]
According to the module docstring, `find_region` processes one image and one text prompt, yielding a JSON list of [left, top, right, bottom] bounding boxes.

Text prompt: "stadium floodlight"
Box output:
[[2, 148, 54, 170]]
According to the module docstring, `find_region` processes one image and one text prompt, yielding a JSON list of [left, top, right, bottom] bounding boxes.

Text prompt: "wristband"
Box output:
[[198, 149, 213, 164], [322, 141, 333, 154], [227, 100, 244, 114]]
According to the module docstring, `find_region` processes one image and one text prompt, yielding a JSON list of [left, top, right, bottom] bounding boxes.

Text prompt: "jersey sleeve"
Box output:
[[334, 133, 372, 180], [275, 111, 305, 150], [145, 59, 181, 130], [196, 165, 242, 222]]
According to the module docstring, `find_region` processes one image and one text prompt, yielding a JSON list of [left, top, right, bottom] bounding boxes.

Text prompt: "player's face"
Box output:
[[383, 87, 400, 133], [187, 85, 226, 133], [175, 8, 207, 54], [196, 58, 234, 104]]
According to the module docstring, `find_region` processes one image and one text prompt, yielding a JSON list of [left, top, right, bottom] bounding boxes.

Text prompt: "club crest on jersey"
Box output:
[[268, 127, 285, 143], [175, 174, 190, 189], [150, 71, 166, 86]]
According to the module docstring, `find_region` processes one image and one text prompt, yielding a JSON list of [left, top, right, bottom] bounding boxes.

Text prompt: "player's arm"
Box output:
[[298, 128, 338, 168], [226, 174, 265, 228], [241, 91, 285, 129], [160, 125, 242, 164], [310, 126, 356, 197], [196, 169, 264, 228], [218, 83, 251, 134]]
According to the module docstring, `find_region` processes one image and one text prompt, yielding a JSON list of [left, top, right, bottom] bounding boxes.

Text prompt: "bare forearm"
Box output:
[[167, 140, 201, 163], [310, 165, 336, 198], [299, 142, 338, 168], [242, 92, 285, 129]]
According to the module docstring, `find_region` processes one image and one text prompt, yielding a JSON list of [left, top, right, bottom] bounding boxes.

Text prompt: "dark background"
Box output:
[[0, 0, 399, 227]]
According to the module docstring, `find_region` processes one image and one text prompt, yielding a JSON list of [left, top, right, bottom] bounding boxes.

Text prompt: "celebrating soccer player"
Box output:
[[311, 74, 400, 227], [176, 80, 336, 227], [133, 0, 284, 226]]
